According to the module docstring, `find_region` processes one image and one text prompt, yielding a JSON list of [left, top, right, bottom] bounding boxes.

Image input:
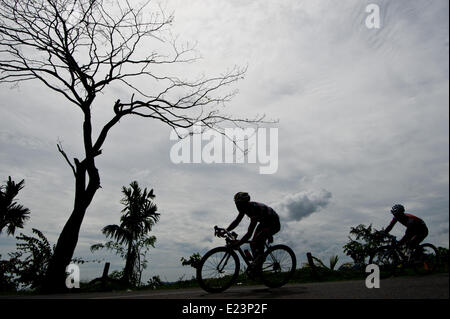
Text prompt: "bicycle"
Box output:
[[196, 226, 297, 293], [369, 235, 440, 278]]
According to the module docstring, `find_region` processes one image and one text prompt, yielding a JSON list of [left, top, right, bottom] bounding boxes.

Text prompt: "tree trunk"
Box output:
[[43, 157, 100, 292], [43, 207, 89, 292], [122, 240, 135, 286]]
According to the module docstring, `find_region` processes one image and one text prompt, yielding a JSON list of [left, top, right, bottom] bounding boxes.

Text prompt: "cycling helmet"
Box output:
[[391, 204, 405, 216], [234, 192, 250, 203]]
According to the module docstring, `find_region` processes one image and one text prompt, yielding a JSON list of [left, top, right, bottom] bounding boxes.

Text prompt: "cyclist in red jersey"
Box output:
[[222, 192, 280, 266], [383, 204, 428, 247]]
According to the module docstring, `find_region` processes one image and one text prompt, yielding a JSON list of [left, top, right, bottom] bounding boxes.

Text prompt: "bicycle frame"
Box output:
[[216, 252, 233, 273], [391, 241, 423, 262], [376, 237, 434, 267], [235, 245, 254, 267], [213, 226, 272, 268]]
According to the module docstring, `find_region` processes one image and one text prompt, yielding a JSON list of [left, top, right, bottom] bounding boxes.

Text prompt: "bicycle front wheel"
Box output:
[[260, 244, 296, 288], [413, 243, 439, 275], [196, 246, 240, 293]]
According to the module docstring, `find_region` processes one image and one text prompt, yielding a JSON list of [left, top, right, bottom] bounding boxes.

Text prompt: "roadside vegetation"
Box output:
[[0, 179, 161, 295], [1, 177, 448, 295]]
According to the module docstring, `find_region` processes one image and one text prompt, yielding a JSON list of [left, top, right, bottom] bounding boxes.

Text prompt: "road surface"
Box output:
[[3, 273, 448, 299]]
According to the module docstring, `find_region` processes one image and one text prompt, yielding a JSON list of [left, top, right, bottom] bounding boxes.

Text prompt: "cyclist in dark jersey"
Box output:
[[224, 192, 280, 265], [384, 204, 428, 247]]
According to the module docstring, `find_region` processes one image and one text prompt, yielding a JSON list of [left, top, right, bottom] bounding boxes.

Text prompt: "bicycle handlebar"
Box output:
[[213, 226, 256, 247], [214, 225, 238, 240]]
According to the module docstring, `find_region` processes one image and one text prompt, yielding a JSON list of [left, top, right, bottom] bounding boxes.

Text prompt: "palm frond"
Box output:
[[329, 255, 339, 270], [102, 224, 131, 245], [0, 177, 31, 235], [311, 256, 328, 269]]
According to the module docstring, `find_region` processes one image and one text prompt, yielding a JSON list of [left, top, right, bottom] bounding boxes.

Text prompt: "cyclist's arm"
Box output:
[[226, 212, 245, 232], [384, 218, 397, 233], [239, 219, 258, 244]]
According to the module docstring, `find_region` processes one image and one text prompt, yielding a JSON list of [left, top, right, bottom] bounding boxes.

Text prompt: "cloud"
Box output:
[[274, 189, 332, 222]]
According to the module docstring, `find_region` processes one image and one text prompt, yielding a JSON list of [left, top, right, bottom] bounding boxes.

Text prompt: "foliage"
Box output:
[[91, 181, 159, 287], [437, 247, 449, 269], [9, 229, 54, 290], [0, 228, 91, 292], [106, 270, 124, 282], [0, 177, 31, 236], [147, 275, 163, 289], [338, 262, 357, 271], [311, 255, 340, 271], [91, 237, 156, 283], [181, 253, 202, 269], [1, 229, 54, 291], [437, 247, 448, 260], [91, 242, 128, 260], [343, 224, 395, 266], [329, 255, 340, 270], [0, 254, 18, 291]]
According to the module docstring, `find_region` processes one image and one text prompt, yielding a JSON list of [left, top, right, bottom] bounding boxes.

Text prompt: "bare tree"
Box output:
[[0, 0, 266, 291]]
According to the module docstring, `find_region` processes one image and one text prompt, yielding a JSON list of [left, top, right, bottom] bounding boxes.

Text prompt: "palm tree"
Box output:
[[102, 181, 159, 286], [0, 177, 31, 235]]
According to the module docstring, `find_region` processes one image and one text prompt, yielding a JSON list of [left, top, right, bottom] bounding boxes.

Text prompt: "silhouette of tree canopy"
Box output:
[[181, 252, 201, 269], [146, 274, 163, 289], [0, 0, 268, 291], [0, 228, 53, 291], [91, 181, 159, 287], [1, 228, 91, 292], [343, 224, 395, 266], [10, 228, 54, 290], [0, 176, 31, 236]]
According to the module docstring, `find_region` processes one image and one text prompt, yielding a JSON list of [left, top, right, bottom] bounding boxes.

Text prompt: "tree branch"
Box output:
[[56, 142, 76, 177], [2, 0, 275, 163]]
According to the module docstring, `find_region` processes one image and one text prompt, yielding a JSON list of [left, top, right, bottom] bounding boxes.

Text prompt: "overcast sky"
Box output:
[[0, 0, 448, 283]]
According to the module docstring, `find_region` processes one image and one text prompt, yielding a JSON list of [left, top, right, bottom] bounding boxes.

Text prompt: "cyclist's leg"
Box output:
[[266, 217, 280, 245], [408, 226, 428, 260], [250, 224, 271, 265], [410, 226, 428, 250], [416, 226, 428, 245], [257, 219, 280, 249]]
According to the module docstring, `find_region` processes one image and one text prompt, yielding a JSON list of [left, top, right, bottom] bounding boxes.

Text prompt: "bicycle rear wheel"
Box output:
[[259, 244, 296, 288], [413, 243, 439, 275], [196, 247, 240, 293]]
